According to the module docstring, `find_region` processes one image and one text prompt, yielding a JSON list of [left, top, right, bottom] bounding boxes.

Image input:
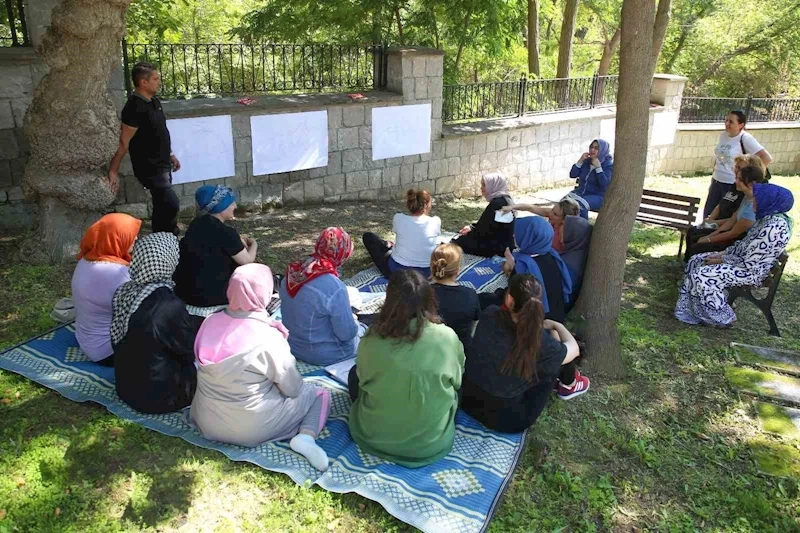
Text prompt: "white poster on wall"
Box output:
[[599, 118, 616, 151], [372, 103, 431, 160], [251, 110, 328, 175], [651, 111, 679, 146], [166, 115, 235, 184]]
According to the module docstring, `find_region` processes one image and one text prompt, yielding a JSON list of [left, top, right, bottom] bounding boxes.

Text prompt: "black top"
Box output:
[[453, 197, 515, 258], [113, 288, 202, 414], [461, 305, 566, 432], [528, 255, 567, 323], [173, 215, 245, 307], [433, 283, 481, 347], [717, 186, 745, 221], [121, 93, 172, 183]]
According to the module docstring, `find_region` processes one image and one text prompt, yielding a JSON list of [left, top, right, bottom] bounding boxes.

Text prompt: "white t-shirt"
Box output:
[[713, 131, 764, 184], [391, 213, 442, 267]]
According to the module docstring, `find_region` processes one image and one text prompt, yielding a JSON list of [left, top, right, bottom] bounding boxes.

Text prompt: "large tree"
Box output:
[[573, 0, 664, 376], [556, 0, 580, 78], [527, 0, 541, 76], [24, 0, 132, 262]]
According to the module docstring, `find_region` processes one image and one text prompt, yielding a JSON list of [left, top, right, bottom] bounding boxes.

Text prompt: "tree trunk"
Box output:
[[394, 7, 405, 45], [454, 9, 473, 75], [598, 27, 621, 76], [39, 197, 104, 262], [24, 0, 131, 262], [528, 0, 540, 76], [649, 0, 672, 75], [574, 0, 655, 378], [556, 0, 580, 78]]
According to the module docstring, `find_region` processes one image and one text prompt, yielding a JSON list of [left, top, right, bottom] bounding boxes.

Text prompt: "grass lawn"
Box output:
[[1, 175, 799, 532]]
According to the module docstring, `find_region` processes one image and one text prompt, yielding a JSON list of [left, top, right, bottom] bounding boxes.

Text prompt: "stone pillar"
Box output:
[[650, 73, 688, 110], [24, 0, 62, 49], [648, 74, 689, 175], [386, 47, 445, 139]]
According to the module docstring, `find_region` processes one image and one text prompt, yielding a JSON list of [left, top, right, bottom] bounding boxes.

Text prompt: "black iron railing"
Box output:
[[1, 0, 29, 47], [123, 41, 387, 99], [679, 96, 800, 123], [443, 75, 619, 123]]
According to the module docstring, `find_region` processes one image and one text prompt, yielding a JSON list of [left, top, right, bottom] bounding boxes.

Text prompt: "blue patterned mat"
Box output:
[[0, 257, 522, 533]]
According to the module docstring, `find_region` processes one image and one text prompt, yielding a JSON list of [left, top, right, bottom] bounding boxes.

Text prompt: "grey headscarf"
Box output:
[[560, 216, 592, 285], [110, 232, 180, 345]]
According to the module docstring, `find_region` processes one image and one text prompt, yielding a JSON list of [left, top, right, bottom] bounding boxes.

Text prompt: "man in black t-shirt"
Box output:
[[108, 62, 181, 235]]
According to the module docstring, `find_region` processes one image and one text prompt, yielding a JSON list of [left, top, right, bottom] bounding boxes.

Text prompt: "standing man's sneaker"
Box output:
[[556, 370, 590, 400]]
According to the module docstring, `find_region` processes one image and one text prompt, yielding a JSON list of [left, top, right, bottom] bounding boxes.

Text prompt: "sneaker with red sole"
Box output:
[[556, 370, 590, 400]]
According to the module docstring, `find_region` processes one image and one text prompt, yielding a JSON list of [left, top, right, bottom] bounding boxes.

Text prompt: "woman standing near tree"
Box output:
[[703, 110, 772, 218]]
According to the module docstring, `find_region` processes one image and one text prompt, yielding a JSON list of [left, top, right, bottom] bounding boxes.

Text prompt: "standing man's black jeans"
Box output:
[[140, 170, 180, 235]]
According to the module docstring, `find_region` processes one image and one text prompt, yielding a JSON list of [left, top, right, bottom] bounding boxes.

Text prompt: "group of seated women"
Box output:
[[69, 176, 594, 471], [675, 163, 794, 328], [683, 154, 767, 262]]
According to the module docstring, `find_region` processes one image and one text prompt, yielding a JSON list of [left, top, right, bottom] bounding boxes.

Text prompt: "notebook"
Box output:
[[325, 358, 357, 386]]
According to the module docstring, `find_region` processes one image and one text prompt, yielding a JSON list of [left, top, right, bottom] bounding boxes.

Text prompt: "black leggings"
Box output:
[[150, 185, 180, 235], [362, 232, 393, 279]]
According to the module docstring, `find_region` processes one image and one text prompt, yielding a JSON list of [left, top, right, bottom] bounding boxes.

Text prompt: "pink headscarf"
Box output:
[[482, 172, 511, 201], [195, 263, 289, 365]]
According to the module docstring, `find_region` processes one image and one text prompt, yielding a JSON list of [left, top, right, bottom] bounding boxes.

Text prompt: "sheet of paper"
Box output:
[[599, 118, 616, 151], [166, 115, 235, 184], [651, 111, 678, 146], [494, 210, 514, 223], [325, 358, 356, 386], [372, 103, 431, 160], [251, 110, 328, 175], [346, 286, 364, 310]]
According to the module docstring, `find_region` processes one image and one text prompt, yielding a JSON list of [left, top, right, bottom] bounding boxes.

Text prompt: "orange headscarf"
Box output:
[[77, 213, 142, 265]]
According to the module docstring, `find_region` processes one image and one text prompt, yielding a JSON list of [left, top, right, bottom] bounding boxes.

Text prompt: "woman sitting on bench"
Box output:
[[452, 172, 515, 258], [684, 164, 765, 261], [675, 182, 793, 328], [685, 155, 767, 261], [566, 139, 613, 218]]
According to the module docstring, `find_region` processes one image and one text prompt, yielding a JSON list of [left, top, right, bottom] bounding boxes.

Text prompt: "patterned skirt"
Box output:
[[674, 252, 758, 328]]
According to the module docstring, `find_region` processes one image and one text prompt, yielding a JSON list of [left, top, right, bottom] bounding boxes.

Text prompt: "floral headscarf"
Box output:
[[285, 227, 354, 298]]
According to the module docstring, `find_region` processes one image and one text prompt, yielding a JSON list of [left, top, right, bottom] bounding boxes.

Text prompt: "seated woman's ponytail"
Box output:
[[499, 274, 544, 382], [430, 243, 462, 281]]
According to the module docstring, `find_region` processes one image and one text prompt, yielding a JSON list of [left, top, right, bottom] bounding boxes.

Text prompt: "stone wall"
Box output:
[[1, 28, 796, 230], [656, 123, 800, 176], [0, 48, 41, 226]]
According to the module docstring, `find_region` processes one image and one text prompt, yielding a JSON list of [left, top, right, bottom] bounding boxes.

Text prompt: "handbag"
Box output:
[[740, 133, 772, 181]]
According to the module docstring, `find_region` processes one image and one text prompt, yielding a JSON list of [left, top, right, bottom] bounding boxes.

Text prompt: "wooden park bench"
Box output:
[[728, 252, 790, 337], [590, 189, 701, 257]]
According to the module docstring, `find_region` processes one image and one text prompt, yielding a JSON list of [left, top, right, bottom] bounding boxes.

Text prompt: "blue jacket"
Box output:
[[279, 274, 359, 365], [569, 138, 613, 199]]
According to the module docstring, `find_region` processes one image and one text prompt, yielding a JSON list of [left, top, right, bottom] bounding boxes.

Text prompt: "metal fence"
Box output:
[[443, 75, 619, 123], [123, 41, 387, 99], [679, 96, 800, 123], [1, 0, 29, 47]]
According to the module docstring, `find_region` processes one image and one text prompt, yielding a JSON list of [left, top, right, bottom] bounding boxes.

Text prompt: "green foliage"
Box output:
[[662, 0, 800, 96]]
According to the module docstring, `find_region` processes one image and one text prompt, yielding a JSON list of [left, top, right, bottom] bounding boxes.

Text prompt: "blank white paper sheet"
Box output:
[[372, 103, 431, 160], [251, 110, 328, 175], [166, 115, 235, 185]]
